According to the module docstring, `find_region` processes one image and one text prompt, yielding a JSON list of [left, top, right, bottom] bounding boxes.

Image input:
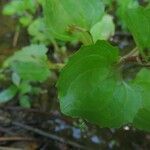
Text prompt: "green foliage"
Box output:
[[125, 6, 150, 50], [0, 85, 17, 103], [56, 3, 150, 132], [57, 41, 142, 128], [44, 0, 105, 43], [1, 0, 150, 132], [90, 14, 115, 43], [19, 95, 31, 108], [132, 69, 150, 131], [3, 0, 37, 26], [0, 45, 51, 107], [28, 18, 50, 44], [117, 0, 139, 29], [4, 44, 50, 82], [2, 0, 49, 44]]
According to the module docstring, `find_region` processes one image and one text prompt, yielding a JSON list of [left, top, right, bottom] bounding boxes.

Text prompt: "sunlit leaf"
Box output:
[[90, 14, 115, 43]]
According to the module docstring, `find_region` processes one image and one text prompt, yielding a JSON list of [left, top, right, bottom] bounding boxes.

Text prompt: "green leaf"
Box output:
[[57, 41, 142, 127], [117, 0, 139, 29], [132, 69, 150, 131], [12, 72, 20, 86], [19, 95, 31, 108], [44, 0, 104, 42], [0, 86, 17, 103], [125, 6, 150, 49], [4, 45, 51, 82], [90, 14, 115, 43], [18, 82, 32, 95], [28, 18, 49, 44], [19, 15, 32, 27], [102, 0, 112, 5], [12, 61, 50, 82], [3, 0, 24, 15], [4, 44, 48, 66], [3, 0, 37, 16]]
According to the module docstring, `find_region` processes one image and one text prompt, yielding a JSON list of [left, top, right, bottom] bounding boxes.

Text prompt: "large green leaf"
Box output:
[[132, 69, 150, 131], [57, 41, 142, 127], [125, 6, 150, 49], [44, 0, 104, 42]]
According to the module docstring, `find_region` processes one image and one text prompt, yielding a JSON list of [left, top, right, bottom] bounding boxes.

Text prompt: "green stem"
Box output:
[[68, 25, 94, 46], [48, 62, 65, 70]]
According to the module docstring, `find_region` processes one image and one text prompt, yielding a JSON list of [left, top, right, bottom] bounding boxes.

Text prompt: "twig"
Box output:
[[47, 62, 65, 70], [119, 47, 139, 63], [13, 26, 20, 47], [12, 121, 87, 150], [0, 127, 14, 135], [0, 147, 22, 150], [0, 136, 35, 142]]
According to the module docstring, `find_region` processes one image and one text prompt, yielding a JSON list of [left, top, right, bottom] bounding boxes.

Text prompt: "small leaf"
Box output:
[[28, 18, 49, 44], [18, 82, 32, 95], [132, 69, 150, 131], [12, 61, 50, 82], [4, 44, 48, 66], [19, 95, 31, 108], [90, 14, 115, 43], [125, 6, 150, 49], [12, 72, 20, 86], [19, 15, 32, 27], [0, 86, 17, 103], [57, 41, 142, 127], [4, 45, 51, 82]]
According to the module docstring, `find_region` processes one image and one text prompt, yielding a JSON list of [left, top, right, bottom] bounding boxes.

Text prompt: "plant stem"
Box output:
[[68, 25, 94, 45], [47, 62, 65, 70], [119, 47, 139, 63]]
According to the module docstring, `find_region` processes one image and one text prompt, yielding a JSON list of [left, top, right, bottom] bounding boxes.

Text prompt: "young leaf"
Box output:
[[28, 18, 50, 44], [4, 44, 48, 66], [57, 41, 142, 127], [44, 0, 104, 42], [132, 69, 150, 131], [4, 45, 51, 82], [19, 95, 31, 108], [18, 82, 32, 95], [125, 6, 150, 49], [12, 61, 50, 82], [0, 85, 17, 103], [12, 72, 20, 86], [90, 14, 115, 43]]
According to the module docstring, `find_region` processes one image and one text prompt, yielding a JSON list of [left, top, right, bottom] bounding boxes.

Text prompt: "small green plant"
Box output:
[[0, 45, 51, 107], [1, 0, 150, 132], [44, 0, 150, 131], [3, 0, 50, 44]]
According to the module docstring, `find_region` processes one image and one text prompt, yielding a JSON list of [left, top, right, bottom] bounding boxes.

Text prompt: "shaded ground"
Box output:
[[0, 1, 150, 150]]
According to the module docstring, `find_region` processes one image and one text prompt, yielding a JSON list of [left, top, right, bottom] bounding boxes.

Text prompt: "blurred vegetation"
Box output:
[[0, 0, 150, 149]]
